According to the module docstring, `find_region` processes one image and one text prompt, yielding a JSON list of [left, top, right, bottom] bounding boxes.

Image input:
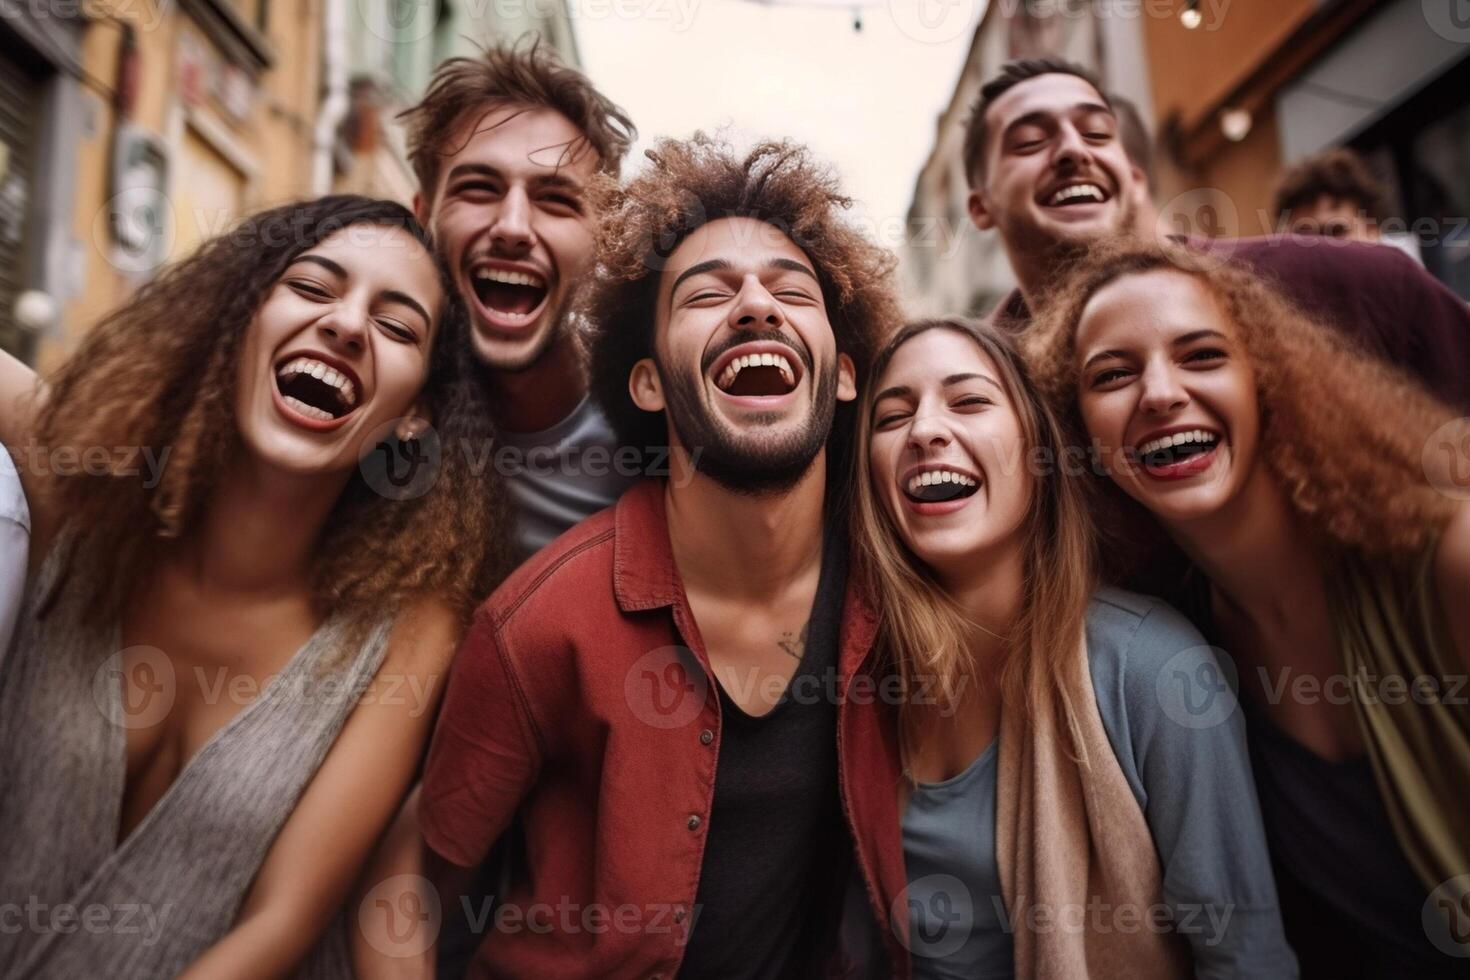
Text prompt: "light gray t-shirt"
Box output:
[[496, 396, 640, 560], [902, 587, 1298, 980]]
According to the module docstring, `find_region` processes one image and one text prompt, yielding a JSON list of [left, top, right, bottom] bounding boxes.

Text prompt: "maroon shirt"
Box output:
[[420, 479, 910, 979], [994, 235, 1470, 412]]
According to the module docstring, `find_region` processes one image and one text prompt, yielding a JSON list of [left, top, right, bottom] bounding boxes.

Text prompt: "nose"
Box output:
[[728, 275, 784, 331], [489, 186, 535, 256], [907, 402, 953, 451], [317, 298, 369, 355], [1052, 122, 1092, 172], [1137, 358, 1189, 415]]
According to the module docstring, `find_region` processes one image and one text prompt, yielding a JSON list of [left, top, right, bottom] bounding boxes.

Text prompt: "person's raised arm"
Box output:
[[175, 600, 460, 980]]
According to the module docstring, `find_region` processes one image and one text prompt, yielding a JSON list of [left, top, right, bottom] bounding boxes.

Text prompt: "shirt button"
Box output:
[[687, 814, 702, 831], [699, 729, 713, 745], [674, 906, 687, 923]]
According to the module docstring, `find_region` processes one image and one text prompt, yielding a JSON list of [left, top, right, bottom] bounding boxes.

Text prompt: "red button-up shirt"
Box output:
[[420, 479, 911, 979]]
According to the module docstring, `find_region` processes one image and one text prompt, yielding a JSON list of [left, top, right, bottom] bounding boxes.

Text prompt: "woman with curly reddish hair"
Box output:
[[1025, 240, 1470, 977], [0, 196, 507, 978]]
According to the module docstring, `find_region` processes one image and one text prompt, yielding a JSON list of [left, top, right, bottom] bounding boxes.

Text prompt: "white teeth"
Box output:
[[283, 395, 334, 421], [715, 351, 798, 392], [906, 470, 977, 494], [1137, 429, 1219, 456], [1048, 183, 1105, 205], [276, 356, 360, 409], [472, 267, 547, 289]]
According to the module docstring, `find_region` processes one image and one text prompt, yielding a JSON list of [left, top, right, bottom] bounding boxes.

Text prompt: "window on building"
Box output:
[[1356, 53, 1470, 301], [0, 39, 43, 362]]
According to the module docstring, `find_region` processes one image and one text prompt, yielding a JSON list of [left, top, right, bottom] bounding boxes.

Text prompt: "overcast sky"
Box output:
[[575, 0, 983, 237]]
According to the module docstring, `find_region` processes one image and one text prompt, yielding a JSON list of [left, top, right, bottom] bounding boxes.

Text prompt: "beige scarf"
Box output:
[[995, 636, 1191, 979]]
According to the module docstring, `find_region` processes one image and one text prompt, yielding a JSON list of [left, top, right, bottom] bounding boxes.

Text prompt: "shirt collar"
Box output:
[[612, 479, 681, 612], [611, 478, 880, 671]]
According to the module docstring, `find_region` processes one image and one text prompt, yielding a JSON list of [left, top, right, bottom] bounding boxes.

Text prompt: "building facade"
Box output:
[[2, 0, 581, 370], [328, 0, 581, 203], [1144, 0, 1470, 299], [4, 1, 325, 370]]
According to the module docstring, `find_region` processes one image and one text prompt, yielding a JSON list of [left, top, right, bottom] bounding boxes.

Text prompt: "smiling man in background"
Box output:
[[966, 57, 1470, 412], [402, 42, 640, 560]]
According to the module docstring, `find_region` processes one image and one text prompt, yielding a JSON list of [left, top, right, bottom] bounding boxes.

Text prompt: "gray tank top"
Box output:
[[0, 545, 395, 979]]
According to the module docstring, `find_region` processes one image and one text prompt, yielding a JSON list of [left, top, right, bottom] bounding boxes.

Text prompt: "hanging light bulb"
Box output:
[[1180, 0, 1202, 29], [1220, 107, 1253, 142]]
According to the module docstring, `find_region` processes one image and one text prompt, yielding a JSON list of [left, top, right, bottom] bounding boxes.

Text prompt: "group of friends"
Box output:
[[0, 41, 1468, 980]]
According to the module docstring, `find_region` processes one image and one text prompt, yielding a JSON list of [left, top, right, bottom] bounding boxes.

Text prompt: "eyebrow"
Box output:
[[291, 255, 432, 327], [1080, 328, 1229, 371], [444, 162, 584, 192], [382, 290, 433, 327], [1001, 102, 1115, 142], [871, 372, 1001, 404], [667, 256, 820, 302], [295, 254, 345, 278]]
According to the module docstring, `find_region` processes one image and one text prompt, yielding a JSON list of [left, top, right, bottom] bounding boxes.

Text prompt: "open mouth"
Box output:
[[275, 355, 360, 422], [712, 347, 802, 398], [1041, 181, 1109, 208], [1134, 429, 1221, 471], [903, 468, 980, 504], [470, 266, 548, 324]]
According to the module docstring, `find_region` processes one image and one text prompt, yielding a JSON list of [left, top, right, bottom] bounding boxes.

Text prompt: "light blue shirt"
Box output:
[[902, 587, 1298, 980]]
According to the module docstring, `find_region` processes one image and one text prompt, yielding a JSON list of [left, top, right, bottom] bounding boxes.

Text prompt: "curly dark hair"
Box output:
[[35, 195, 510, 628], [1023, 238, 1457, 590], [583, 135, 901, 497], [401, 36, 636, 202], [1272, 147, 1390, 226]]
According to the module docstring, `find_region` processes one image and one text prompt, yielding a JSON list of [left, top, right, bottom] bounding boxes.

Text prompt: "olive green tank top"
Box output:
[[1324, 539, 1470, 952]]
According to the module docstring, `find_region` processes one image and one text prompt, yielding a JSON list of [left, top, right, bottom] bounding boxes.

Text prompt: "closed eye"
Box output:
[[1091, 367, 1133, 387], [1184, 348, 1227, 365], [452, 180, 501, 198], [874, 410, 910, 429], [287, 279, 333, 300], [377, 318, 417, 342], [539, 192, 583, 214], [954, 395, 992, 409]]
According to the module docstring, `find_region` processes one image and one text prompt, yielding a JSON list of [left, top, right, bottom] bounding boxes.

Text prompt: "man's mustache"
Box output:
[[699, 330, 813, 377]]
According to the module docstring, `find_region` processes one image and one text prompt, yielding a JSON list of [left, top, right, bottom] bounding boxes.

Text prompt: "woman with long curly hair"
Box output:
[[852, 317, 1293, 979], [0, 195, 507, 978], [1025, 240, 1470, 976]]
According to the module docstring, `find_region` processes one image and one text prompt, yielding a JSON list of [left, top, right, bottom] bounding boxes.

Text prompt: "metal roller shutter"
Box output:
[[0, 40, 42, 361]]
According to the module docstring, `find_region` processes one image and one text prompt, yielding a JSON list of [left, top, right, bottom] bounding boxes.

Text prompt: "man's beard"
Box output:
[[656, 341, 838, 496], [1013, 190, 1139, 276]]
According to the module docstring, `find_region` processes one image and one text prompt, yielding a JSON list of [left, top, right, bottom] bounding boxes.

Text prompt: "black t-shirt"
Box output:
[[677, 530, 851, 979]]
